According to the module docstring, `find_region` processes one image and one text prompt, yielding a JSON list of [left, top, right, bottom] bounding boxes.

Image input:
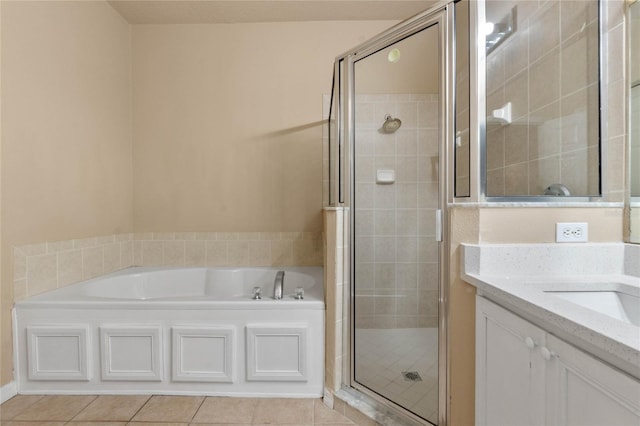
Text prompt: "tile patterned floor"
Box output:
[[355, 328, 438, 423], [0, 395, 355, 425]]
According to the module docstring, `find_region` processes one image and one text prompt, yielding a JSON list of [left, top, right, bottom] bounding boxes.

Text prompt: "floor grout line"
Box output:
[[188, 395, 207, 424]]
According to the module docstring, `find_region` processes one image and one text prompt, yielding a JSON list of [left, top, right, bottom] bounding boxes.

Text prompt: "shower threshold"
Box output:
[[333, 387, 432, 426]]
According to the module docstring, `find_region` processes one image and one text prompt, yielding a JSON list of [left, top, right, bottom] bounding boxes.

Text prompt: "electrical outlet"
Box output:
[[556, 222, 588, 243]]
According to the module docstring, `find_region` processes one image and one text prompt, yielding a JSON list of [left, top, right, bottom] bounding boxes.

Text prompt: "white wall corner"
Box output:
[[0, 381, 18, 404]]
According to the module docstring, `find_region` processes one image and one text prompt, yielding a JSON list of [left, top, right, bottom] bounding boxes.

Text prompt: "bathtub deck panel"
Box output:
[[13, 266, 325, 398]]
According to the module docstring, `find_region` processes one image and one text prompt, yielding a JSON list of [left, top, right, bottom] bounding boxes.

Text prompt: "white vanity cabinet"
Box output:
[[476, 295, 546, 425], [476, 296, 640, 426], [545, 334, 640, 425]]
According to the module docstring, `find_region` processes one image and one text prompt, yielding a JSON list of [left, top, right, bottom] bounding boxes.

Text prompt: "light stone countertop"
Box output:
[[461, 243, 640, 379]]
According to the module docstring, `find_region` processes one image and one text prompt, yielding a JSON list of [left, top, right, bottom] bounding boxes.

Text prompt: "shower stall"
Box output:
[[325, 1, 469, 425]]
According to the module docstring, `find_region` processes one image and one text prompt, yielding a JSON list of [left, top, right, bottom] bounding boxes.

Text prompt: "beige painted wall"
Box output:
[[132, 21, 395, 233], [448, 207, 479, 426], [1, 1, 133, 386]]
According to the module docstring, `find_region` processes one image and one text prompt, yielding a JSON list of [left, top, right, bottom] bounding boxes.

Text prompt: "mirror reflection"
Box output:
[[484, 0, 600, 197]]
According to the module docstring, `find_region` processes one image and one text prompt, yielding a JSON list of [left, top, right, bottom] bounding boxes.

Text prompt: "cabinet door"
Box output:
[[476, 296, 547, 426], [546, 334, 640, 426]]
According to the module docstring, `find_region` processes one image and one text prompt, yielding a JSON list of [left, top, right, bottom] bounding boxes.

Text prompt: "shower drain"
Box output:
[[401, 371, 423, 382]]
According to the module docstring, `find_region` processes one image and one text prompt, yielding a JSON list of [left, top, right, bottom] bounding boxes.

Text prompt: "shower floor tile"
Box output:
[[354, 327, 438, 423]]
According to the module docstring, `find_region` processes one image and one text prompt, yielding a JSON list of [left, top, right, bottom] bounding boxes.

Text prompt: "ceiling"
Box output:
[[108, 0, 436, 24]]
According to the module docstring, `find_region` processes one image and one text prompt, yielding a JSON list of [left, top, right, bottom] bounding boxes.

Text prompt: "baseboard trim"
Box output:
[[0, 381, 17, 404]]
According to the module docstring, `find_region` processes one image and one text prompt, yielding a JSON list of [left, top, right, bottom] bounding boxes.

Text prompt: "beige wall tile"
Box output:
[[121, 241, 134, 267], [163, 240, 185, 266], [96, 235, 115, 245], [18, 243, 47, 256], [206, 241, 228, 266], [134, 232, 153, 241], [46, 240, 74, 253], [103, 243, 121, 273], [504, 120, 529, 166], [82, 246, 104, 279], [528, 102, 560, 159], [560, 0, 597, 40], [153, 232, 174, 240], [248, 240, 270, 265], [270, 240, 293, 266], [58, 249, 83, 287], [486, 127, 505, 170], [397, 315, 418, 328], [185, 240, 206, 266], [173, 232, 196, 241], [13, 279, 27, 301], [607, 78, 626, 138], [607, 135, 625, 193], [504, 71, 528, 121], [195, 232, 217, 240], [228, 241, 249, 265], [27, 254, 57, 295], [237, 232, 263, 241], [529, 156, 560, 195], [292, 239, 323, 266], [216, 232, 238, 241], [74, 238, 97, 249], [13, 249, 26, 281], [133, 241, 143, 265], [504, 163, 529, 195], [561, 148, 590, 194], [504, 31, 528, 78], [116, 233, 133, 242], [530, 49, 560, 111], [141, 241, 163, 266], [529, 1, 560, 61]]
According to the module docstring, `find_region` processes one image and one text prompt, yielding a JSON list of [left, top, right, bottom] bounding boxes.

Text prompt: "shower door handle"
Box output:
[[435, 209, 443, 242]]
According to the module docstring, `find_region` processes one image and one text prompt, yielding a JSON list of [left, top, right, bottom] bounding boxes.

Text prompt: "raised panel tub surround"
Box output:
[[13, 266, 324, 397], [462, 243, 640, 425]]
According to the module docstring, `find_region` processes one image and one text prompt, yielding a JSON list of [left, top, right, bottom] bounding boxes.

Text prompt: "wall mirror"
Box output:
[[483, 0, 601, 198], [630, 0, 640, 243]]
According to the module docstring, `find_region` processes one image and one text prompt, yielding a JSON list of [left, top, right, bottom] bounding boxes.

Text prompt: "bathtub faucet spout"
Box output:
[[273, 270, 285, 299]]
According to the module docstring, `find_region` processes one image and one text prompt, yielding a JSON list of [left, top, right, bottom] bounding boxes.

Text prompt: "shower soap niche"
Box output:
[[376, 169, 395, 184]]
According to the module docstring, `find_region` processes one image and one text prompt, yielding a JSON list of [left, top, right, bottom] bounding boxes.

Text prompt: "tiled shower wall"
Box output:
[[486, 0, 600, 196], [13, 232, 323, 300], [354, 94, 439, 329]]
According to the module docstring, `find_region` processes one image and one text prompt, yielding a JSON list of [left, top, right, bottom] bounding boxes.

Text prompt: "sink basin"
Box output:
[[545, 291, 640, 327]]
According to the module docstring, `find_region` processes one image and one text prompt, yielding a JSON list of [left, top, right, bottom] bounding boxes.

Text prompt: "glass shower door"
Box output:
[[351, 16, 444, 426]]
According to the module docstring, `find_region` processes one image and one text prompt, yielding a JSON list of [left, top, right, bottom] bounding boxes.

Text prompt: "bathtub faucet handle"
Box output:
[[252, 286, 262, 300], [273, 270, 285, 300]]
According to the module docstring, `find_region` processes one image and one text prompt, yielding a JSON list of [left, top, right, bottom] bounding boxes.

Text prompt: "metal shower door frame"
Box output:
[[337, 2, 456, 425]]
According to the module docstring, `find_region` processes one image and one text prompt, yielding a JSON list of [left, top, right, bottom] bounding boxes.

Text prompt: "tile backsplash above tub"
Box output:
[[13, 232, 323, 300], [132, 232, 323, 268], [14, 234, 134, 300]]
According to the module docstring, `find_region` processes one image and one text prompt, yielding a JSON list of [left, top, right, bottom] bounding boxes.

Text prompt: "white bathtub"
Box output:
[[13, 267, 324, 397]]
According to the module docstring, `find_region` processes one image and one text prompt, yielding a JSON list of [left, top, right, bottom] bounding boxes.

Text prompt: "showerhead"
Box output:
[[381, 114, 402, 133]]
